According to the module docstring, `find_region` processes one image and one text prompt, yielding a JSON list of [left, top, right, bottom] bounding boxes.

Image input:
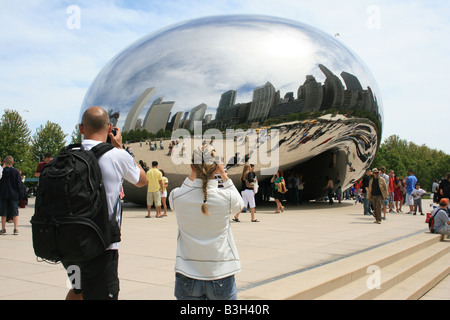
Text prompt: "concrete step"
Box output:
[[374, 252, 450, 300], [238, 233, 447, 300], [317, 240, 449, 300]]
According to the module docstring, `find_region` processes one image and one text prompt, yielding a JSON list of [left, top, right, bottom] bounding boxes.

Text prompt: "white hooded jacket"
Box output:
[[169, 177, 244, 280]]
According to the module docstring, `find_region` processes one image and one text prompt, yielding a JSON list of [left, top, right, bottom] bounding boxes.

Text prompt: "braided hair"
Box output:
[[191, 146, 219, 216]]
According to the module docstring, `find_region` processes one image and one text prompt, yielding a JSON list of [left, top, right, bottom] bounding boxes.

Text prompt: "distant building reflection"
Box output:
[[119, 64, 380, 135]]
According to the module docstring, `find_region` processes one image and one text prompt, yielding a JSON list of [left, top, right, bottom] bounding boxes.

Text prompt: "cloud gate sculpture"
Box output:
[[80, 15, 383, 205]]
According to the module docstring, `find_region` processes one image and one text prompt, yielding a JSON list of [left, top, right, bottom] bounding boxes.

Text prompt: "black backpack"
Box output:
[[31, 143, 119, 263]]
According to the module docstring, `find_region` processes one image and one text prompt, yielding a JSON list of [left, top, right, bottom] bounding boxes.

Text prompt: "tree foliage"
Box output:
[[371, 135, 450, 191], [31, 121, 67, 162], [0, 110, 68, 178], [0, 110, 31, 166]]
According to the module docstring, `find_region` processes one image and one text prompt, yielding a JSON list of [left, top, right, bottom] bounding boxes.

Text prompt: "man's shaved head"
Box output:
[[81, 106, 109, 131]]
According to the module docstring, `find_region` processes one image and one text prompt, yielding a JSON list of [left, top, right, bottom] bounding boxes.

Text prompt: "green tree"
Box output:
[[0, 110, 31, 166], [70, 124, 81, 144], [31, 121, 67, 161], [372, 134, 450, 191]]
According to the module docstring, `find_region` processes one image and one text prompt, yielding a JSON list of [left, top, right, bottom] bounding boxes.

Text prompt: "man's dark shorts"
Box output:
[[63, 250, 119, 300], [0, 199, 19, 217]]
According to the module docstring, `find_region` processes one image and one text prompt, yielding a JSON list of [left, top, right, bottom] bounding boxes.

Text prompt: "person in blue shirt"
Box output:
[[405, 170, 418, 214]]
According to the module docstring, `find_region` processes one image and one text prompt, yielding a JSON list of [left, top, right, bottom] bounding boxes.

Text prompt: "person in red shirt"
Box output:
[[34, 153, 53, 178], [388, 169, 395, 212]]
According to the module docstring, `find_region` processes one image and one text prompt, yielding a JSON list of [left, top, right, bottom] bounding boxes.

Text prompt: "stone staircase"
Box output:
[[238, 233, 450, 300]]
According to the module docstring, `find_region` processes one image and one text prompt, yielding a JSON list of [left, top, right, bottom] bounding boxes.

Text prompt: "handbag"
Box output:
[[245, 172, 255, 189], [276, 181, 288, 194]]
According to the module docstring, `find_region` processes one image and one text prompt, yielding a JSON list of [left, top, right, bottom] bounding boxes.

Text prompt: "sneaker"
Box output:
[[0, 229, 6, 235], [13, 229, 18, 235]]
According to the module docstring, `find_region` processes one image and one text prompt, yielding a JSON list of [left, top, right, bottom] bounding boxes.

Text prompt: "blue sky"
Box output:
[[0, 0, 449, 154]]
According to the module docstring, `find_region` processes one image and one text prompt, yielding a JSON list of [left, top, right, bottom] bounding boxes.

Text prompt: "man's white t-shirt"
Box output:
[[82, 140, 141, 250]]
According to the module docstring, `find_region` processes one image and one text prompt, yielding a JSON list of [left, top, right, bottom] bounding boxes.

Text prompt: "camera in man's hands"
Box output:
[[107, 128, 117, 144]]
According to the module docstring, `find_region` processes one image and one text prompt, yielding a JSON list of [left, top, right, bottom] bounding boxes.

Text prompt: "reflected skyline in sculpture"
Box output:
[[80, 15, 383, 204], [110, 62, 380, 137]]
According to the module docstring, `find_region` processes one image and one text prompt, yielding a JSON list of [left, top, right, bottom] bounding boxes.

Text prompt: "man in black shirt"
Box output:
[[439, 173, 450, 201], [362, 168, 372, 215]]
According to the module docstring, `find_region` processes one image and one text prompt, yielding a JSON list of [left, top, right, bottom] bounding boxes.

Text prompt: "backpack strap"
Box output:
[[430, 208, 446, 233], [90, 142, 122, 242], [90, 143, 115, 159], [433, 208, 445, 218]]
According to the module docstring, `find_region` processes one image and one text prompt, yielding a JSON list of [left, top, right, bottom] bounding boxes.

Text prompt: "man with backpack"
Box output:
[[430, 198, 450, 236], [53, 106, 147, 300]]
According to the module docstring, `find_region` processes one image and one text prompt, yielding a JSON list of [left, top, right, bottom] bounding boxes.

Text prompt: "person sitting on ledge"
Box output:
[[432, 198, 450, 237]]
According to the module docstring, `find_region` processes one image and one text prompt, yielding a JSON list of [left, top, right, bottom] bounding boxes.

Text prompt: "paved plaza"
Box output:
[[0, 196, 448, 300]]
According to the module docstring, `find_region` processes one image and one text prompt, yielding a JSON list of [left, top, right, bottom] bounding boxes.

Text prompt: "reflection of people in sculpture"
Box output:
[[226, 153, 241, 169]]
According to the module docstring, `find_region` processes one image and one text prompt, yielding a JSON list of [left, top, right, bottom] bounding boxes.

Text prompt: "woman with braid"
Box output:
[[169, 146, 244, 300]]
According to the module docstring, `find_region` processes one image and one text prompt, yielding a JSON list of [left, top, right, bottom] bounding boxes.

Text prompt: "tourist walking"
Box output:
[[379, 167, 390, 220], [324, 176, 334, 205], [0, 156, 24, 235], [271, 170, 286, 213], [233, 164, 259, 222], [146, 161, 163, 218], [367, 168, 388, 224], [362, 168, 372, 215], [387, 170, 395, 213], [393, 175, 404, 212], [405, 170, 418, 214], [432, 179, 440, 203]]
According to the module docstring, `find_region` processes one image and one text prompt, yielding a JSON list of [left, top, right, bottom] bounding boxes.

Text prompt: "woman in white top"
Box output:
[[233, 164, 259, 222], [169, 146, 244, 300]]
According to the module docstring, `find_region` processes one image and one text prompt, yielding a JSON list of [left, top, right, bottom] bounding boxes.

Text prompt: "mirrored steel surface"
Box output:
[[80, 15, 383, 204]]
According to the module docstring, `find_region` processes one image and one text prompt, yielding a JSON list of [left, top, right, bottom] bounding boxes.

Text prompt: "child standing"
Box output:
[[411, 183, 426, 215]]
